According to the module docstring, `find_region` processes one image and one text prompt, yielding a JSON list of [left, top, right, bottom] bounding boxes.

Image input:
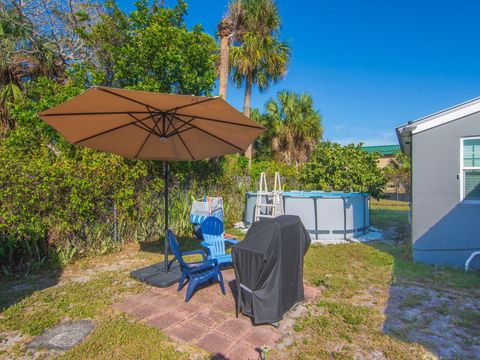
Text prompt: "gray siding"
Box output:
[[412, 112, 480, 268]]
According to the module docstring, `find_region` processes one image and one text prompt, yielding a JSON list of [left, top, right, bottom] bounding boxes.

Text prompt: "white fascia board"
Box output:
[[411, 98, 480, 134]]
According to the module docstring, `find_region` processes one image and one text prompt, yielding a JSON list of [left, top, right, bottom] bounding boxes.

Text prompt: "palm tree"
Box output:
[[0, 5, 63, 131], [228, 0, 290, 167], [217, 17, 234, 99], [263, 91, 322, 169], [0, 16, 24, 131], [230, 33, 290, 118], [216, 0, 248, 100]]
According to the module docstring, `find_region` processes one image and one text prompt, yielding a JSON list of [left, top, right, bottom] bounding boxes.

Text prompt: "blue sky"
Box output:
[[117, 0, 480, 145]]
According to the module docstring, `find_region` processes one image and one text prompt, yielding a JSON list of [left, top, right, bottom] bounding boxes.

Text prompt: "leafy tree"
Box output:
[[250, 107, 273, 160], [250, 159, 298, 190], [258, 91, 322, 169], [0, 0, 99, 130], [384, 152, 410, 200], [300, 142, 387, 199], [0, 75, 146, 270], [0, 0, 99, 66], [228, 0, 290, 166], [0, 1, 222, 271], [86, 0, 217, 94]]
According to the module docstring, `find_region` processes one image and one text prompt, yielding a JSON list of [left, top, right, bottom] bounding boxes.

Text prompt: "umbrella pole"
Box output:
[[163, 160, 169, 272]]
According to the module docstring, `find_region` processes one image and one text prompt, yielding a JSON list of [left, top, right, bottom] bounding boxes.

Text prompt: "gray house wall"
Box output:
[[412, 112, 480, 268]]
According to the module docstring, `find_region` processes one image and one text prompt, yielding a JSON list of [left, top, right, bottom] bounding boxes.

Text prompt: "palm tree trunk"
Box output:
[[217, 18, 233, 99], [243, 72, 253, 169], [218, 35, 230, 99]]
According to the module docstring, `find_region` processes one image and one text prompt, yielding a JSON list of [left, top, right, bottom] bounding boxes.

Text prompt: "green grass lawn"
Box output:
[[290, 241, 480, 359], [370, 198, 410, 211], [0, 245, 207, 359], [1, 206, 480, 359], [58, 315, 200, 360], [280, 204, 480, 359]]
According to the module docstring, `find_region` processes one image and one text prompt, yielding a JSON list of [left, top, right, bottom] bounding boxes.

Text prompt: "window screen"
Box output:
[[464, 170, 480, 200], [463, 139, 480, 167], [463, 138, 480, 201]]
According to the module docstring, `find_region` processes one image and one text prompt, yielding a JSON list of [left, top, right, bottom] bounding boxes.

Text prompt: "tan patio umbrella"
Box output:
[[39, 86, 264, 286]]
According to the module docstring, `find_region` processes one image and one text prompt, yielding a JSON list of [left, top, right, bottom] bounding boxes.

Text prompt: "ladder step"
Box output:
[[257, 214, 276, 218], [257, 204, 276, 207]]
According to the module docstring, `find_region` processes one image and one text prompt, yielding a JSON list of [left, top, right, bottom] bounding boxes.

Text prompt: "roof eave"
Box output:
[[396, 96, 480, 156], [396, 124, 416, 156]]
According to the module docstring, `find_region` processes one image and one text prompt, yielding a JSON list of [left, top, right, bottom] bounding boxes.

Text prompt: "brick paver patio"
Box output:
[[115, 268, 320, 359]]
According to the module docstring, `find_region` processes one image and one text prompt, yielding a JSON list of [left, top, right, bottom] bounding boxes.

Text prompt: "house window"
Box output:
[[461, 138, 480, 202]]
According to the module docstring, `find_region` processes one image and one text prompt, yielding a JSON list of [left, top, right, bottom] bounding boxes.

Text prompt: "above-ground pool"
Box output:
[[244, 191, 369, 240]]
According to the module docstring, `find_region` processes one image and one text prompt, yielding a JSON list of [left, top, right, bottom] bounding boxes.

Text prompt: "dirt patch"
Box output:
[[274, 287, 323, 353], [0, 330, 25, 349], [384, 284, 480, 358], [60, 252, 149, 283]]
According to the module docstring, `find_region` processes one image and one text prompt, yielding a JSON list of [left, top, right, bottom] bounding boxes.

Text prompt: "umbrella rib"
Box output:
[[74, 112, 156, 144], [40, 111, 151, 116], [129, 113, 162, 137], [170, 119, 195, 161], [145, 106, 164, 136], [134, 115, 163, 159], [165, 96, 217, 113], [154, 114, 164, 136], [96, 87, 163, 112], [131, 122, 161, 137], [171, 115, 244, 152], [165, 113, 174, 135], [167, 124, 195, 138], [174, 113, 264, 129], [134, 130, 154, 159], [167, 116, 196, 136], [162, 113, 166, 135]]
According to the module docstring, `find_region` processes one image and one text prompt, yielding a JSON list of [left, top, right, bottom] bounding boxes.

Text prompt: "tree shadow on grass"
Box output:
[[369, 240, 480, 358], [0, 270, 62, 313], [367, 208, 480, 358]]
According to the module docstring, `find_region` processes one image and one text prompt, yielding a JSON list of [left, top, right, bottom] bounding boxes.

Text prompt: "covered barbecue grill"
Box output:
[[232, 215, 311, 325]]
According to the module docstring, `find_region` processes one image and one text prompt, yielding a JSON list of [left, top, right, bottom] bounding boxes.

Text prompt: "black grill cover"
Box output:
[[232, 215, 310, 324]]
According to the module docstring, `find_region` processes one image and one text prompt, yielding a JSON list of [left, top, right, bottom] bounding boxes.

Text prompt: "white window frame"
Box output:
[[460, 136, 480, 204]]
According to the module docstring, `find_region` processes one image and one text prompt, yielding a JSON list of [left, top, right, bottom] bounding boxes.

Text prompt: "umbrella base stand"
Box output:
[[130, 260, 182, 288]]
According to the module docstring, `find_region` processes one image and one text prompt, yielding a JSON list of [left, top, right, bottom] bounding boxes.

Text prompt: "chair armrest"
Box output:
[[187, 259, 218, 273], [224, 239, 239, 245], [182, 249, 207, 261]]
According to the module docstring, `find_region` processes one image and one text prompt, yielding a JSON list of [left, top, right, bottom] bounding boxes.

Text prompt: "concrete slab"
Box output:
[[27, 319, 95, 351]]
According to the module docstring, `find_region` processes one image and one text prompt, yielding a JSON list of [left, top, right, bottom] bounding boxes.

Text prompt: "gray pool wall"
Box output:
[[244, 191, 370, 240]]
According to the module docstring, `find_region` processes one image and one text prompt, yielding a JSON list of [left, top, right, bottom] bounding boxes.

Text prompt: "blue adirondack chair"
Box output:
[[200, 216, 239, 267], [168, 229, 225, 302]]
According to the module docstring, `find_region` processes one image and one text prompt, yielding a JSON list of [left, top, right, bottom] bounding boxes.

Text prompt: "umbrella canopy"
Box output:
[[38, 86, 264, 286], [38, 86, 264, 160]]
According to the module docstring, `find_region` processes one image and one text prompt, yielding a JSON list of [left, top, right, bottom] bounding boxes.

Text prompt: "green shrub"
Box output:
[[0, 74, 250, 271], [0, 1, 231, 272], [300, 141, 387, 198]]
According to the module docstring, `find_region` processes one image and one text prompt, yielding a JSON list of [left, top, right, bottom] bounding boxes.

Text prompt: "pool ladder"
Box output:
[[254, 172, 284, 221]]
